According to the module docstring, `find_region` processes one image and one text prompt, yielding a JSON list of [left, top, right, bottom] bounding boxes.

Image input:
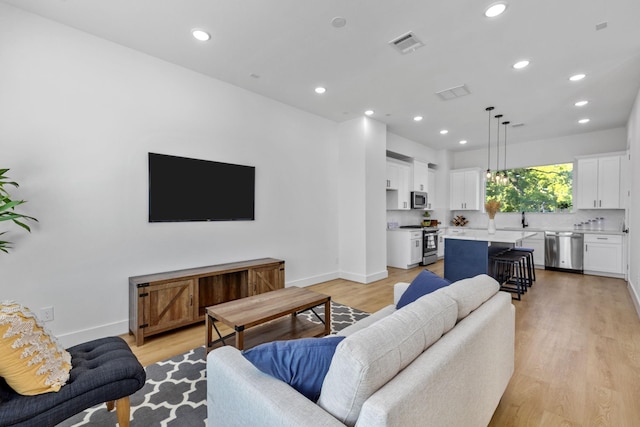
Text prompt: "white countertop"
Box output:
[[443, 229, 538, 243]]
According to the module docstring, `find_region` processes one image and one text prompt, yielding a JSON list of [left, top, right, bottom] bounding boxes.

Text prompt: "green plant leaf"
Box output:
[[0, 199, 26, 213], [12, 219, 32, 232]]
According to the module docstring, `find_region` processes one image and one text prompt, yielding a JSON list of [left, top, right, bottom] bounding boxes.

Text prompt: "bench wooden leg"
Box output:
[[106, 397, 131, 427], [116, 396, 131, 427]]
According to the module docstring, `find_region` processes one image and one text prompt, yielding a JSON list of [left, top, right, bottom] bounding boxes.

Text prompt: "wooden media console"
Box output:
[[128, 258, 284, 346]]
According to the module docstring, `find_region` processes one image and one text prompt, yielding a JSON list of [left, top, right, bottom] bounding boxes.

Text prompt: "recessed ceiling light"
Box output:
[[192, 29, 211, 41], [569, 73, 586, 82], [331, 17, 347, 28], [315, 87, 326, 94], [513, 60, 530, 69], [440, 129, 449, 135], [364, 110, 374, 116], [459, 140, 468, 145], [413, 116, 423, 122], [578, 118, 590, 124], [485, 2, 507, 18], [575, 100, 589, 107]]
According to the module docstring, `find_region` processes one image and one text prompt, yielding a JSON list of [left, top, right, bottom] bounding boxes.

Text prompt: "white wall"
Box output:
[[337, 117, 388, 283], [0, 4, 342, 346], [453, 127, 628, 170], [627, 88, 640, 315]]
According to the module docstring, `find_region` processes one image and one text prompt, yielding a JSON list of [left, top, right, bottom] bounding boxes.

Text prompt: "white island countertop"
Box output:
[[444, 229, 538, 244]]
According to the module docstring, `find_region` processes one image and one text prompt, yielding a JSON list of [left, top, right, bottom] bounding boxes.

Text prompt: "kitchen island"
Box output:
[[443, 229, 537, 282]]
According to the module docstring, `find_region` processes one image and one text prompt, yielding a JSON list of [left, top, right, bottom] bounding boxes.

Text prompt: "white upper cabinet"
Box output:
[[450, 169, 480, 210], [427, 169, 437, 209], [386, 159, 411, 210], [577, 155, 622, 209], [386, 161, 400, 190], [412, 160, 429, 192]]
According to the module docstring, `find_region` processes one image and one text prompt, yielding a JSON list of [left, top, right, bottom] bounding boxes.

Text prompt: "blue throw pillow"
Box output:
[[396, 269, 451, 309], [242, 336, 345, 402]]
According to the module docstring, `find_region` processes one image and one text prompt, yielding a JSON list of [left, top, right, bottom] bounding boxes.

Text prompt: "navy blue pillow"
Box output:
[[242, 336, 345, 402], [396, 269, 451, 309]]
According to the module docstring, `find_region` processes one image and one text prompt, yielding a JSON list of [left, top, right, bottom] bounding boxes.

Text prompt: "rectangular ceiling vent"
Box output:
[[435, 84, 471, 101], [389, 32, 424, 54]]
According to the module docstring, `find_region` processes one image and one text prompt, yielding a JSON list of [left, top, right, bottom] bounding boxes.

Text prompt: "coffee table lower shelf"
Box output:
[[206, 314, 326, 352]]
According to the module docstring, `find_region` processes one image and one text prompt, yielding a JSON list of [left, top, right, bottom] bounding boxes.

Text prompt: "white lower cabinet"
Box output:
[[584, 234, 623, 275], [516, 232, 545, 268], [387, 230, 423, 269]]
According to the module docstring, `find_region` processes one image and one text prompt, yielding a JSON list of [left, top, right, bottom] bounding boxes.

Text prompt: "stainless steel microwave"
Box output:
[[411, 191, 428, 209]]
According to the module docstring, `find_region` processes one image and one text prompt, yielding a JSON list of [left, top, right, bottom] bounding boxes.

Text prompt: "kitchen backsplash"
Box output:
[[452, 209, 626, 231], [387, 209, 626, 231]]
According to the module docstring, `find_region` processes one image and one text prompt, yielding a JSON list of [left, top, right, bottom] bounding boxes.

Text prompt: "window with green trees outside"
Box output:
[[486, 163, 573, 213]]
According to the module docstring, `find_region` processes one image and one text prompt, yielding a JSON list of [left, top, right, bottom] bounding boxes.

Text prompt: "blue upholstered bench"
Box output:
[[0, 336, 146, 427]]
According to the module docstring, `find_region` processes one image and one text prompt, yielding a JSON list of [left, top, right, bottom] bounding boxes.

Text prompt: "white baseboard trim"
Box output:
[[628, 280, 640, 320], [57, 319, 128, 349], [286, 271, 340, 288], [339, 269, 388, 284]]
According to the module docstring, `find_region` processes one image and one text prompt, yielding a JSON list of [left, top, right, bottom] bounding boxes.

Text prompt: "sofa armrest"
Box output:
[[207, 346, 345, 427], [393, 282, 411, 305]]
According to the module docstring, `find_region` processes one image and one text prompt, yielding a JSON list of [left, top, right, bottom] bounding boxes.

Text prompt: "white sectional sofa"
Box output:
[[206, 274, 515, 427]]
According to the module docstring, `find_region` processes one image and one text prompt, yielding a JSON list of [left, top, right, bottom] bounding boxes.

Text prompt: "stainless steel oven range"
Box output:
[[423, 227, 438, 265]]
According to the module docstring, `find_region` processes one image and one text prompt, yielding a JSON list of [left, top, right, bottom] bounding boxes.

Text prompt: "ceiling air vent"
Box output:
[[389, 32, 424, 54], [435, 84, 471, 101]]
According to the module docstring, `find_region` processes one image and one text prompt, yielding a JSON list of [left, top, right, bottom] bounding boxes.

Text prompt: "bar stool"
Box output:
[[510, 247, 535, 287], [491, 251, 528, 300]]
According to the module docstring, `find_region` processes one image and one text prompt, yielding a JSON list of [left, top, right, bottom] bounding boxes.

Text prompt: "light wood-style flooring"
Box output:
[[123, 261, 640, 426]]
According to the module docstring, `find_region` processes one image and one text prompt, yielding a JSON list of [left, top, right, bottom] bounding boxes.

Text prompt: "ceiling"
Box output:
[[4, 0, 640, 151]]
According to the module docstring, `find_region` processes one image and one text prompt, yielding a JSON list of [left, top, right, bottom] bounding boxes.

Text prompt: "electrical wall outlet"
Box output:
[[40, 306, 54, 322]]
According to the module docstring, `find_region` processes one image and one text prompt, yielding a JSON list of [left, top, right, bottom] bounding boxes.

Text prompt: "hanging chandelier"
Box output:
[[484, 106, 511, 186], [485, 106, 494, 179], [494, 113, 503, 184], [501, 120, 510, 185]]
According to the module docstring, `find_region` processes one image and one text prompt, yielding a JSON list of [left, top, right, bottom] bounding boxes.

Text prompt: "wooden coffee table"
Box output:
[[205, 286, 331, 352]]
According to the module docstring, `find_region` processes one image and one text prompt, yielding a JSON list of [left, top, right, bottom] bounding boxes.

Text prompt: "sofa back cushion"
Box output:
[[317, 291, 458, 426], [396, 269, 451, 309], [439, 274, 499, 321]]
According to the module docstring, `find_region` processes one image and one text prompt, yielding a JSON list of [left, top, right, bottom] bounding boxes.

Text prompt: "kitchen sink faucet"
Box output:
[[522, 211, 528, 228]]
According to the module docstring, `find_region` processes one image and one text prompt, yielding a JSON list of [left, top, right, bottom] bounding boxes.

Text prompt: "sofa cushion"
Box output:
[[0, 301, 71, 396], [337, 304, 395, 337], [242, 336, 345, 402], [396, 270, 451, 309], [439, 274, 500, 321], [317, 291, 458, 426]]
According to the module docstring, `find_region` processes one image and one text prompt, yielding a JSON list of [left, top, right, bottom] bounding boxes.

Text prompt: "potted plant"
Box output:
[[422, 211, 431, 227], [0, 168, 37, 253]]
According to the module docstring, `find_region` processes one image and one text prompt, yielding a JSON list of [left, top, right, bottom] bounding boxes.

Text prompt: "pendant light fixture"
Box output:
[[485, 106, 494, 179], [501, 121, 510, 184], [494, 114, 503, 183]]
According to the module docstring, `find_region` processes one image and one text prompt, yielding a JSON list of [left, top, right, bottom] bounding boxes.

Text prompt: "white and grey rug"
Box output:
[[57, 301, 368, 426]]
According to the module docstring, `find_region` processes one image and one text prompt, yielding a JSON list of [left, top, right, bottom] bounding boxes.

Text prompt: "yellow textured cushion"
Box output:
[[0, 301, 71, 395]]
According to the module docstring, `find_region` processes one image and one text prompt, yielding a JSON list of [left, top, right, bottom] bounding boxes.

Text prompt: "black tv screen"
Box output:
[[148, 153, 255, 222]]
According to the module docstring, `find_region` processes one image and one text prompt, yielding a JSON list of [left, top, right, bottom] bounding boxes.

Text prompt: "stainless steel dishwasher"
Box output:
[[544, 231, 584, 273]]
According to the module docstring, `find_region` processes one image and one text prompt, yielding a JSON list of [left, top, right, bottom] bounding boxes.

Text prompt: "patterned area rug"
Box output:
[[57, 301, 368, 426]]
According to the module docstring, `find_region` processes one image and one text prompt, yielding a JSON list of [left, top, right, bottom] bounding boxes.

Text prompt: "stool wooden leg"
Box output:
[[116, 396, 131, 427], [106, 400, 115, 411]]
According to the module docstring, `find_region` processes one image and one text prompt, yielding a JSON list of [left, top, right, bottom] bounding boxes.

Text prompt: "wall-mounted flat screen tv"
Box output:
[[148, 152, 255, 222]]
